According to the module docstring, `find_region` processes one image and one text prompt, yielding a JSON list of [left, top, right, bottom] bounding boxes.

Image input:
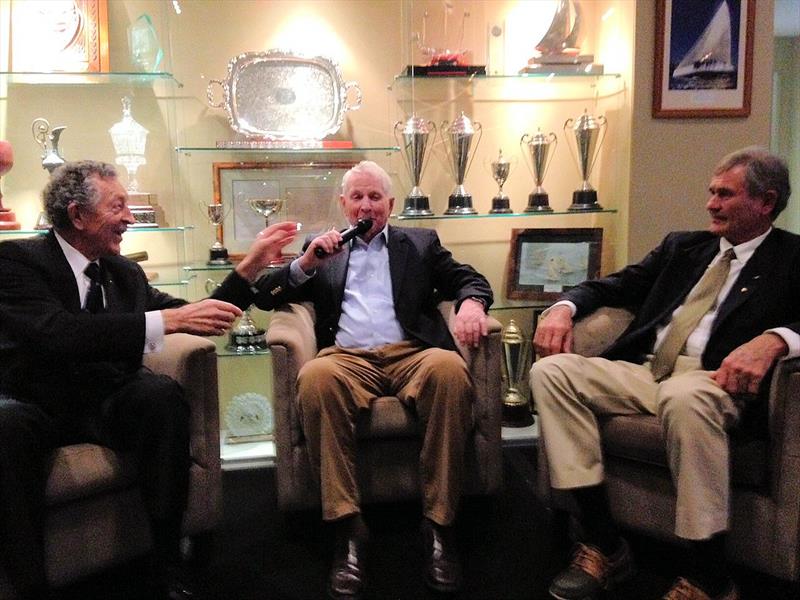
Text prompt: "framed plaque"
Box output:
[[506, 228, 602, 301]]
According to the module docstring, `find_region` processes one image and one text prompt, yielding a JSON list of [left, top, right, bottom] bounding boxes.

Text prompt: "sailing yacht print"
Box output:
[[669, 0, 740, 90]]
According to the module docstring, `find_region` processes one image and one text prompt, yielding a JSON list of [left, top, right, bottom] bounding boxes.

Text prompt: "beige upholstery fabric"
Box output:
[[266, 301, 503, 511], [535, 308, 800, 581], [0, 334, 221, 597]]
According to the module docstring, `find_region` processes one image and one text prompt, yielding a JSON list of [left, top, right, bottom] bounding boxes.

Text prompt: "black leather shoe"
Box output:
[[327, 536, 367, 600], [549, 539, 634, 600], [421, 518, 462, 593]]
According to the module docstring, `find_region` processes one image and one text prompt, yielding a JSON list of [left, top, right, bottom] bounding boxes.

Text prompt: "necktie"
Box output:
[[84, 262, 105, 314], [650, 248, 736, 381]]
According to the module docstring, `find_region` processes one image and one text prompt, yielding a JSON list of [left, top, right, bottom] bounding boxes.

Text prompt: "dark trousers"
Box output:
[[0, 369, 190, 599]]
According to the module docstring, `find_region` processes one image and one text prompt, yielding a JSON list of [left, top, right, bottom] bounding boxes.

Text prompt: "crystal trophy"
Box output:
[[128, 14, 164, 73], [0, 140, 20, 230], [409, 5, 485, 75], [394, 114, 436, 217], [109, 97, 160, 226], [520, 129, 558, 212], [501, 320, 534, 427], [564, 109, 607, 211], [201, 202, 231, 266], [441, 112, 482, 215]]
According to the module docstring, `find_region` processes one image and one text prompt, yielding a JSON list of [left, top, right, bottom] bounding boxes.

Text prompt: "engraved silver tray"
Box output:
[[207, 50, 362, 141]]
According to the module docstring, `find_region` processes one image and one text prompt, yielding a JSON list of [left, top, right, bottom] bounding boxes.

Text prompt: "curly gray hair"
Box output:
[[43, 160, 117, 231]]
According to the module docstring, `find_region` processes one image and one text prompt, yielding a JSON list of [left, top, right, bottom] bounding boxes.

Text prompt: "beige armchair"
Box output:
[[266, 301, 503, 511], [0, 333, 221, 598], [535, 307, 800, 581]]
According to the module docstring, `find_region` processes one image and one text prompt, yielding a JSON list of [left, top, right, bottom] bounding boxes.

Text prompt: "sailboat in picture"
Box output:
[[671, 0, 736, 87]]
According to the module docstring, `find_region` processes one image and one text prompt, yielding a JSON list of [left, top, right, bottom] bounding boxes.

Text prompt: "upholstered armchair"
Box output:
[[535, 307, 800, 581], [266, 301, 503, 511], [0, 333, 221, 598]]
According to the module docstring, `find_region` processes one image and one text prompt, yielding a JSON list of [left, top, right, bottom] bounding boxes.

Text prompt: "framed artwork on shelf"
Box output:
[[506, 228, 602, 302], [212, 162, 353, 259], [10, 0, 110, 73], [652, 0, 754, 118]]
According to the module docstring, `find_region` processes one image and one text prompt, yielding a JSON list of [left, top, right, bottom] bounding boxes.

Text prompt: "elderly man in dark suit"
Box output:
[[216, 160, 493, 598], [0, 160, 297, 600], [530, 147, 797, 600]]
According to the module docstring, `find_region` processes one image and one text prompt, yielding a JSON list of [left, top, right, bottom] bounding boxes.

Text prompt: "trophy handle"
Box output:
[[562, 118, 580, 175], [206, 79, 226, 109], [542, 132, 558, 183], [421, 121, 436, 180], [464, 121, 483, 182], [439, 122, 456, 181], [588, 116, 608, 180], [31, 118, 50, 151], [519, 134, 534, 178], [393, 121, 412, 179], [343, 81, 363, 112]]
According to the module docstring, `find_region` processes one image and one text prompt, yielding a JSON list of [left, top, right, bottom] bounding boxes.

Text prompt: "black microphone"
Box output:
[[314, 219, 373, 258]]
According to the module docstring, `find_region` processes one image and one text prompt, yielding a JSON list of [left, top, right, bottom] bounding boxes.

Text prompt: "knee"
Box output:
[[139, 376, 188, 424], [656, 392, 715, 434], [529, 354, 575, 405], [421, 351, 469, 386]]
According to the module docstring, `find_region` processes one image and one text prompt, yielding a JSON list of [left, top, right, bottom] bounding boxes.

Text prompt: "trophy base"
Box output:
[[34, 211, 52, 230], [525, 192, 553, 212], [404, 64, 486, 77], [129, 205, 160, 228], [226, 330, 268, 353], [400, 195, 434, 217], [569, 190, 603, 212], [208, 247, 231, 266], [489, 195, 512, 214], [502, 401, 535, 428], [445, 194, 477, 215]]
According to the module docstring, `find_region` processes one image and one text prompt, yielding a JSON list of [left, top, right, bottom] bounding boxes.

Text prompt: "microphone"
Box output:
[[314, 219, 373, 258]]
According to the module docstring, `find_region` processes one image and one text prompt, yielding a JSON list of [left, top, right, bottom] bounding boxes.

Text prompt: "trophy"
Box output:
[[520, 0, 604, 75], [520, 129, 558, 212], [441, 112, 482, 215], [0, 140, 21, 231], [394, 115, 436, 217], [487, 149, 513, 214], [201, 202, 231, 265], [564, 109, 607, 211], [409, 6, 485, 75], [501, 320, 534, 427], [204, 279, 266, 353], [32, 117, 67, 229]]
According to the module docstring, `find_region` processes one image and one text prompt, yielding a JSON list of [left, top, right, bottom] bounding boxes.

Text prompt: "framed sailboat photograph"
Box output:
[[653, 0, 754, 118]]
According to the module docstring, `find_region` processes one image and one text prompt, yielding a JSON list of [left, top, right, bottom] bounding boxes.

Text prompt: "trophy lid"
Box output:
[[492, 148, 509, 167], [501, 319, 524, 344], [570, 109, 603, 133], [401, 113, 433, 135], [109, 96, 149, 157], [447, 111, 476, 135]]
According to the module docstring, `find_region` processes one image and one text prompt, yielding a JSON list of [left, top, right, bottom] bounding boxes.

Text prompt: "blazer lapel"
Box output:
[[387, 226, 409, 306], [45, 231, 82, 313]]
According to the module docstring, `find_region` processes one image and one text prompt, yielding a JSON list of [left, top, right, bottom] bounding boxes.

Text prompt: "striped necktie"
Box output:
[[650, 248, 736, 381]]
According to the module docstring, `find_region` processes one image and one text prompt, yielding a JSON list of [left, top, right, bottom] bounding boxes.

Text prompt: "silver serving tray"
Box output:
[[207, 50, 362, 141]]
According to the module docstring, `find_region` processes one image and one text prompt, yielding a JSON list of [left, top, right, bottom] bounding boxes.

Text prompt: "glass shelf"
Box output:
[[184, 262, 236, 273], [214, 338, 271, 357], [176, 145, 399, 156], [0, 226, 193, 236], [392, 209, 617, 220], [0, 71, 182, 86], [393, 72, 622, 81]]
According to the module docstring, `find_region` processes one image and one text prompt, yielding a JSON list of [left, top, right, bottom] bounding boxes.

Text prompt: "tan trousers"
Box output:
[[529, 353, 741, 540], [296, 341, 473, 526]]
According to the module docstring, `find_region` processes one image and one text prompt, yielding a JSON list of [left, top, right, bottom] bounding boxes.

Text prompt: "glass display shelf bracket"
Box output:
[[0, 71, 182, 87], [392, 208, 617, 220], [175, 145, 399, 157]]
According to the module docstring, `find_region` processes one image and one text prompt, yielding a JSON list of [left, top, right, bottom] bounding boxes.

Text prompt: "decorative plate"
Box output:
[[207, 49, 362, 141], [224, 392, 273, 440]]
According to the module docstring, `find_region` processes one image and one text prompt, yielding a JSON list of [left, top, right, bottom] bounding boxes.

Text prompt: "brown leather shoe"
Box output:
[[661, 577, 739, 600], [549, 539, 635, 600], [421, 518, 462, 593], [327, 536, 367, 600]]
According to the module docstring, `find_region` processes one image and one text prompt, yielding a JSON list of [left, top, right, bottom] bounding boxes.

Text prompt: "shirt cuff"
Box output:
[[543, 300, 577, 318], [766, 327, 800, 360], [144, 310, 165, 354], [289, 258, 314, 287]]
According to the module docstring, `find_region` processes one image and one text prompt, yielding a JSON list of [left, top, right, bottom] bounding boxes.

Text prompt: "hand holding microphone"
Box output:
[[313, 219, 373, 258]]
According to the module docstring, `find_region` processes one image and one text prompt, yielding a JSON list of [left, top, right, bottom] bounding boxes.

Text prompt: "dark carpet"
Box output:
[[60, 446, 799, 600]]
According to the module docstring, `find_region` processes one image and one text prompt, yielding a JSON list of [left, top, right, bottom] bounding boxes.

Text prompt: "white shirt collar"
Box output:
[[720, 227, 772, 264], [53, 229, 94, 281]]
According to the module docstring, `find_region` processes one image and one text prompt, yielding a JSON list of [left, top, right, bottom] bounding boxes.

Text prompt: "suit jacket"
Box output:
[[0, 231, 186, 416], [563, 228, 800, 371], [215, 225, 493, 352]]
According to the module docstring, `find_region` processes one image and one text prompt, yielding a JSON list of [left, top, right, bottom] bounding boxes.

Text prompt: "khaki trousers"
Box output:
[[529, 353, 741, 540], [296, 341, 473, 526]]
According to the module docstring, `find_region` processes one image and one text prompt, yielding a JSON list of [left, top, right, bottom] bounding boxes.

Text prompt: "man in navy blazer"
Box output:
[[0, 160, 297, 600], [216, 160, 493, 598], [530, 147, 797, 600]]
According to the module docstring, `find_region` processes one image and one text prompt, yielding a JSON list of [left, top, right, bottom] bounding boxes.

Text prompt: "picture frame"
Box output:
[[10, 0, 110, 73], [652, 0, 754, 118], [506, 228, 602, 302], [212, 162, 353, 259]]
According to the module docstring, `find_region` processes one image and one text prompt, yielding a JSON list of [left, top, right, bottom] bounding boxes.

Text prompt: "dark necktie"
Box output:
[[84, 262, 105, 314], [650, 248, 736, 380]]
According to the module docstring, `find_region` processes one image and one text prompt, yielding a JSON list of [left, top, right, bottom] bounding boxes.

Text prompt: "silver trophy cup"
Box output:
[[501, 320, 534, 427], [520, 129, 558, 212], [203, 202, 231, 265], [441, 112, 482, 215], [395, 115, 436, 217], [488, 149, 513, 214], [564, 109, 607, 211]]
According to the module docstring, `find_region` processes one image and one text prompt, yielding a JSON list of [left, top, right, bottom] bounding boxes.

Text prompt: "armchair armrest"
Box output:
[[572, 307, 634, 357], [142, 333, 219, 471], [767, 357, 800, 498]]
